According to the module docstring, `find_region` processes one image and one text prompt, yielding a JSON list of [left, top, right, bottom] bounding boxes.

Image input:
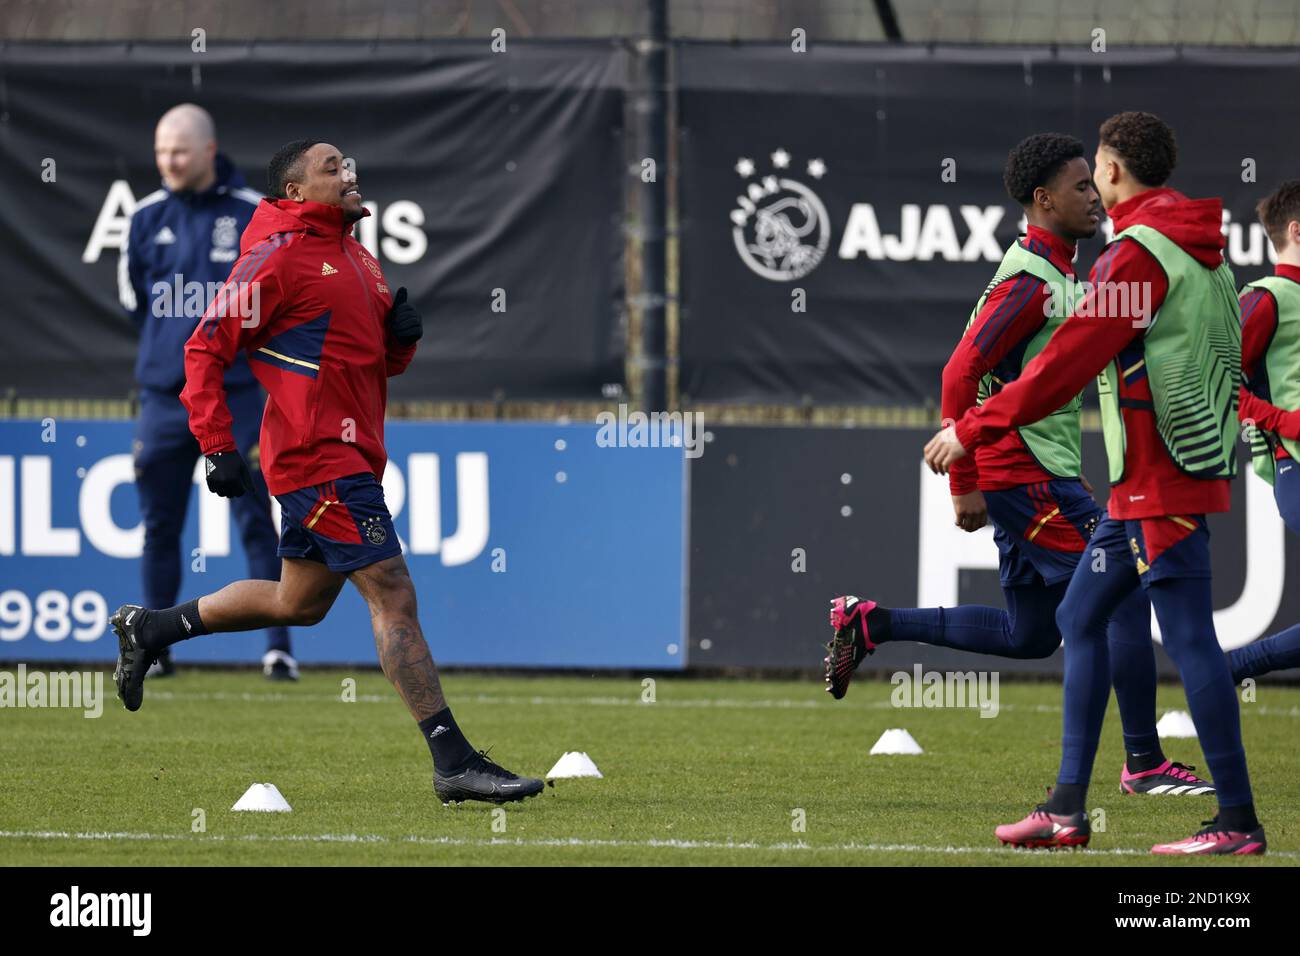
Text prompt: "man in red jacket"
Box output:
[[925, 112, 1264, 854], [1228, 180, 1300, 680], [110, 140, 544, 805]]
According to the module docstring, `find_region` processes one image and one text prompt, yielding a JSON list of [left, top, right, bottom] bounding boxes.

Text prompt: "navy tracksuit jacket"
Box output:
[[119, 154, 290, 656]]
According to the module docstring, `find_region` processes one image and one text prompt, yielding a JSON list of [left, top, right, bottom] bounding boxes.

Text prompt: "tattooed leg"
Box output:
[[349, 555, 447, 720]]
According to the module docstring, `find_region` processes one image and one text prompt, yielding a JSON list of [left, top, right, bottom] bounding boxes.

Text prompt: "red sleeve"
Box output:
[[181, 241, 290, 453], [385, 329, 418, 377], [955, 239, 1166, 452], [1236, 288, 1300, 439], [941, 273, 1050, 495], [1240, 287, 1277, 378], [1238, 388, 1300, 439]]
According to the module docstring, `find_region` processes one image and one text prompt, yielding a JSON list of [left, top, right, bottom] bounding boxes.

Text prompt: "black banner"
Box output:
[[0, 41, 626, 399], [678, 44, 1300, 404], [688, 425, 1300, 673]]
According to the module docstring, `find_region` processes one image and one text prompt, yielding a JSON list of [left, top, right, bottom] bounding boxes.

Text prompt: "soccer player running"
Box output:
[[925, 112, 1265, 854], [110, 140, 544, 805], [1227, 180, 1300, 681], [823, 133, 1208, 798]]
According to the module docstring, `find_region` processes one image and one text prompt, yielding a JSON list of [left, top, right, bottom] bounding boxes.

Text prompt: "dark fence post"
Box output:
[[633, 0, 668, 411]]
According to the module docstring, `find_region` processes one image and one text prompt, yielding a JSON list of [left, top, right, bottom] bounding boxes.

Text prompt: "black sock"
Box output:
[[419, 708, 475, 772], [1045, 783, 1086, 816], [1125, 748, 1167, 774], [139, 599, 208, 652], [865, 605, 892, 644], [1218, 802, 1260, 832]]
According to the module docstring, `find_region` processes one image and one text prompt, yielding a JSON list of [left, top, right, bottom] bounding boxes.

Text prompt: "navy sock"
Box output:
[[1149, 577, 1255, 811], [1227, 620, 1300, 682], [884, 583, 1064, 659], [1105, 586, 1162, 758], [139, 599, 207, 652], [419, 708, 476, 772], [1054, 557, 1138, 789]]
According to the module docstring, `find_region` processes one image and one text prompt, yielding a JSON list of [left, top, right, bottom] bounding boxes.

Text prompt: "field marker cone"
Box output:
[[1156, 710, 1198, 738], [869, 728, 924, 755], [232, 783, 292, 812], [546, 752, 603, 778]]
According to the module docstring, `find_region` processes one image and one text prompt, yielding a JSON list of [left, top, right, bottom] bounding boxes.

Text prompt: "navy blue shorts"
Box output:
[[275, 473, 401, 573], [983, 478, 1101, 587], [1119, 514, 1211, 585]]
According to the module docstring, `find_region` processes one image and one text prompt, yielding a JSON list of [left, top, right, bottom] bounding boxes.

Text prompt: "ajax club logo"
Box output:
[[210, 215, 239, 263], [730, 149, 829, 282], [361, 515, 388, 546]]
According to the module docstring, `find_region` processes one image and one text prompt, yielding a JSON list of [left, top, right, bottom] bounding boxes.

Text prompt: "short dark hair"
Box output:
[[1003, 133, 1086, 206], [1257, 180, 1300, 253], [1098, 111, 1177, 188], [267, 139, 320, 199]]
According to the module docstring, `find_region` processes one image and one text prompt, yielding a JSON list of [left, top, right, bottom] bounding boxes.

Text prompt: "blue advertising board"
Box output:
[[0, 420, 687, 668]]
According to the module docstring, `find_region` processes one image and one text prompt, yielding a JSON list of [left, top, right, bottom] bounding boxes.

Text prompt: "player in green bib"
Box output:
[[926, 112, 1264, 855], [824, 133, 1205, 798], [1229, 180, 1300, 680]]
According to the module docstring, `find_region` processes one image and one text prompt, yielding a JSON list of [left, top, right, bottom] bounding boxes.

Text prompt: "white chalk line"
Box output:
[[2, 828, 1292, 858], [138, 689, 1300, 719]]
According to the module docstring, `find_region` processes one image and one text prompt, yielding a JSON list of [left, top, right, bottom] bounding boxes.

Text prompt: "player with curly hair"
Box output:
[[925, 112, 1265, 854], [823, 131, 1208, 806]]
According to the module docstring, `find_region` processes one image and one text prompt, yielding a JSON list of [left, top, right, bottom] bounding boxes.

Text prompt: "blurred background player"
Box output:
[[119, 103, 297, 680], [111, 140, 543, 804], [926, 111, 1264, 855], [823, 134, 1206, 797], [1230, 180, 1300, 680]]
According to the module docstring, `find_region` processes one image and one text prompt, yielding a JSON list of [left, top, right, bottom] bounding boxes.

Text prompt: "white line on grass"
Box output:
[[140, 689, 1300, 720], [0, 829, 1294, 859]]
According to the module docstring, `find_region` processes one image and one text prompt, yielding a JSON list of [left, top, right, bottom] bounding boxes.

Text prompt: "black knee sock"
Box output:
[[865, 605, 892, 644], [419, 708, 476, 772], [139, 599, 208, 652], [1045, 783, 1086, 816], [1218, 802, 1260, 833], [1124, 747, 1167, 773]]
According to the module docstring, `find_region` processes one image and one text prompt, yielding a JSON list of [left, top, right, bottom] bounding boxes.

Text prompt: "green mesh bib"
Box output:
[[964, 240, 1083, 478], [1096, 223, 1240, 484]]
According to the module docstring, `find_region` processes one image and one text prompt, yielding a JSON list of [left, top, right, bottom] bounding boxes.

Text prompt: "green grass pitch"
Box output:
[[2, 669, 1296, 866]]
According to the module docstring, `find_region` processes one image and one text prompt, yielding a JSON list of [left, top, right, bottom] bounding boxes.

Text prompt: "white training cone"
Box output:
[[1156, 710, 1198, 739], [231, 783, 292, 812], [870, 728, 924, 755], [546, 751, 603, 779]]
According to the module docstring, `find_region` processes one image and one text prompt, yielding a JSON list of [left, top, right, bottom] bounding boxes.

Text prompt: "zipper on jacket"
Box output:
[[342, 240, 384, 334]]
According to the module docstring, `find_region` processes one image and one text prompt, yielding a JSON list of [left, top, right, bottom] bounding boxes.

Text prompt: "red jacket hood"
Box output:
[[1108, 187, 1225, 269], [240, 199, 370, 253]]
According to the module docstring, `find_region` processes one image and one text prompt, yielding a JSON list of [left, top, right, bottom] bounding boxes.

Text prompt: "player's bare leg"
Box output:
[[111, 557, 344, 711], [348, 553, 543, 804], [197, 557, 344, 632]]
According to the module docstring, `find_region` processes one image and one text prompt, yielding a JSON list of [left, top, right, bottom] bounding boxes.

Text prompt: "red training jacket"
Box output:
[[955, 187, 1232, 520], [941, 225, 1075, 496], [181, 199, 417, 495], [1237, 263, 1300, 458]]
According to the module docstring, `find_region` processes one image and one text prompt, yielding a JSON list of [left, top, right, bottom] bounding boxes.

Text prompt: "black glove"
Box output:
[[204, 451, 254, 498], [387, 286, 423, 346]]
